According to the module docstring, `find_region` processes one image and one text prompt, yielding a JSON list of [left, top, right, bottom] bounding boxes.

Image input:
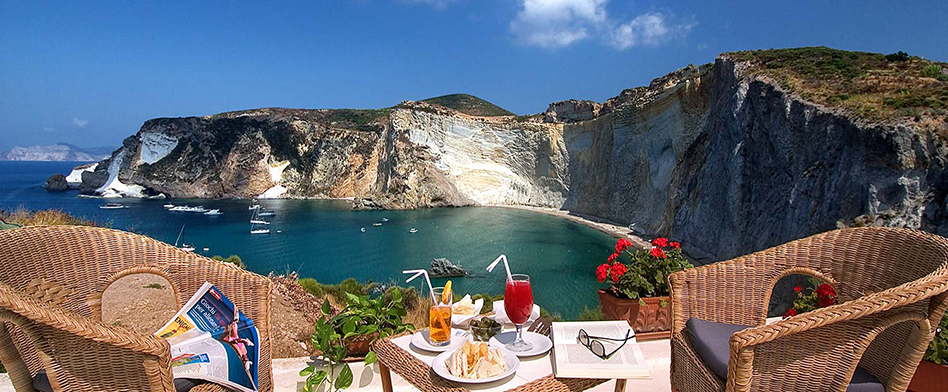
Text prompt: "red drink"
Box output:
[[504, 279, 533, 325]]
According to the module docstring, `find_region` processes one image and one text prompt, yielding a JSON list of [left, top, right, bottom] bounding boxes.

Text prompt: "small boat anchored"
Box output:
[[174, 225, 195, 252], [250, 209, 271, 235], [169, 205, 207, 213], [360, 227, 366, 233], [163, 203, 175, 209], [257, 210, 276, 217], [373, 222, 383, 226], [204, 209, 223, 216], [409, 228, 418, 233], [99, 203, 127, 209], [382, 217, 389, 222]]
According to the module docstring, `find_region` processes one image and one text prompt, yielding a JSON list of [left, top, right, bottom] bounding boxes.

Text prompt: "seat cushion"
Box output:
[[685, 318, 885, 392], [33, 370, 206, 392], [685, 317, 751, 380]]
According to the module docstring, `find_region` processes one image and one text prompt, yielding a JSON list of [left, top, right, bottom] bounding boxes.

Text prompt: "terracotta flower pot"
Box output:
[[343, 332, 379, 358], [597, 289, 671, 341], [908, 360, 948, 392]]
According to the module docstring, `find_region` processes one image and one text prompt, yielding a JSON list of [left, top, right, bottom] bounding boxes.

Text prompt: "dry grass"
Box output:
[[1, 208, 96, 226], [728, 47, 948, 129]]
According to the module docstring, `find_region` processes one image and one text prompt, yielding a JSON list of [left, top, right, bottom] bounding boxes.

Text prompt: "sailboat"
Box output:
[[250, 209, 270, 235], [174, 225, 196, 252]]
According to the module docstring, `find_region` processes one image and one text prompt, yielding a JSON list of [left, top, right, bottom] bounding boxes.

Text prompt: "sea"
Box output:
[[0, 161, 617, 318]]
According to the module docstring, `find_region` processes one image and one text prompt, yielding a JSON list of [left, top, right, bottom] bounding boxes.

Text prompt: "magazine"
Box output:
[[155, 282, 260, 392], [551, 321, 650, 379]]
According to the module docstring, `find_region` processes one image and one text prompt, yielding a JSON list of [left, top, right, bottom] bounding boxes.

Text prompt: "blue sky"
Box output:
[[2, 0, 947, 150]]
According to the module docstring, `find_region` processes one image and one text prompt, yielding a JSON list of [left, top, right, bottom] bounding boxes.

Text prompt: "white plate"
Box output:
[[451, 297, 484, 326], [431, 347, 520, 384], [491, 301, 540, 325], [410, 329, 469, 352], [488, 331, 553, 357]]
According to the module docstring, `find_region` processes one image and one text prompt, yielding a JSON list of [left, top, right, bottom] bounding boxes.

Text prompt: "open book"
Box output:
[[551, 321, 650, 379], [155, 282, 260, 392]]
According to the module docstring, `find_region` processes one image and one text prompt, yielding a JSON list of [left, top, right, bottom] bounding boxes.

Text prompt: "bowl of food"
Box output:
[[469, 317, 502, 342], [451, 294, 484, 325]]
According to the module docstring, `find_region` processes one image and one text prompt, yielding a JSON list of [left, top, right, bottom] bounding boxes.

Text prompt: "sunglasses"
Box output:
[[577, 329, 633, 359]]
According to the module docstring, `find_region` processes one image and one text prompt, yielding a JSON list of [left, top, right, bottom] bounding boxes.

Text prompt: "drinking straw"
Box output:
[[403, 269, 438, 303], [486, 254, 514, 283]]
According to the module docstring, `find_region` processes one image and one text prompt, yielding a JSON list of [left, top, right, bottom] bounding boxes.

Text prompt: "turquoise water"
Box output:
[[0, 161, 617, 318]]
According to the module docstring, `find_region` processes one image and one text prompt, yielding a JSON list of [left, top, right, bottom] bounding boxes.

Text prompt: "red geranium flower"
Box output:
[[669, 241, 680, 249], [596, 263, 610, 283], [793, 286, 802, 293], [816, 283, 836, 299], [650, 247, 666, 259], [610, 263, 627, 281], [651, 237, 669, 248], [783, 308, 797, 318], [615, 238, 633, 253], [818, 296, 836, 308], [607, 253, 618, 263]]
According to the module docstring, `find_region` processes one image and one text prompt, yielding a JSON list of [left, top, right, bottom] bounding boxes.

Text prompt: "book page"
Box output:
[[551, 321, 650, 379]]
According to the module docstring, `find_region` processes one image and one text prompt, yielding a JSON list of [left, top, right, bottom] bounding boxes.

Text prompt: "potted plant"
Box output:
[[299, 288, 414, 392], [333, 288, 414, 358], [781, 278, 839, 318], [596, 237, 692, 340], [908, 313, 948, 392]]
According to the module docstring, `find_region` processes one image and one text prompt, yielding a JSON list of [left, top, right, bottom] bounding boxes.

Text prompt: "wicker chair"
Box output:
[[0, 225, 273, 392], [668, 227, 948, 392]]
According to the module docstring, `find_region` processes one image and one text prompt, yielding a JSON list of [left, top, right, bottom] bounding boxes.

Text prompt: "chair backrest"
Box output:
[[760, 227, 948, 308], [0, 225, 273, 392]]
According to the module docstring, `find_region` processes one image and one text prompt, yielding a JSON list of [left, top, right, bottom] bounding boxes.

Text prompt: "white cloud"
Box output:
[[72, 117, 89, 128], [510, 0, 608, 48], [610, 12, 695, 50], [510, 0, 693, 50]]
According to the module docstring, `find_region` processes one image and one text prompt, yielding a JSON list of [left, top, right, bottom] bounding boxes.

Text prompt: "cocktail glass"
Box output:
[[428, 287, 453, 347], [504, 274, 534, 352]]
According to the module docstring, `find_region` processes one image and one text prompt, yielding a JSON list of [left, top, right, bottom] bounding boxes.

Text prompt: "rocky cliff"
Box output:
[[5, 143, 113, 161], [78, 47, 948, 261]]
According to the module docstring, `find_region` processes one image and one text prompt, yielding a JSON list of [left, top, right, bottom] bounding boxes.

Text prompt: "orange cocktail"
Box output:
[[429, 286, 453, 346]]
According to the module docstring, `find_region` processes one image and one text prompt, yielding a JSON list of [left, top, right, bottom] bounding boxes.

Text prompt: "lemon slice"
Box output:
[[442, 280, 453, 304]]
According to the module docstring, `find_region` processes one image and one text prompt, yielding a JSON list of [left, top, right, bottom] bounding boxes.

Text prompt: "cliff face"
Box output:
[[4, 143, 113, 161], [79, 53, 948, 261]]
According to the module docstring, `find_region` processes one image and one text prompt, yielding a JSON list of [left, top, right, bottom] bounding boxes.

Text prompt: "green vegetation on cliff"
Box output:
[[728, 47, 948, 123], [421, 94, 515, 117]]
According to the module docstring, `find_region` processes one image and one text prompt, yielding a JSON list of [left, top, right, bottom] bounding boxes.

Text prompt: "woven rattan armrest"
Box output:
[[0, 282, 169, 357], [668, 255, 770, 332]]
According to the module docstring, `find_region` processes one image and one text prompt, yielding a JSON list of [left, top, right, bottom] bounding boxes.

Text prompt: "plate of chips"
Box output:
[[451, 294, 484, 325], [432, 340, 519, 383]]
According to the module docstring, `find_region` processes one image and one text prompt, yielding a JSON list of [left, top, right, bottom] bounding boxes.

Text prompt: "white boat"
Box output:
[[169, 205, 207, 213], [382, 217, 389, 222], [250, 209, 271, 234], [249, 204, 261, 210], [409, 228, 418, 233], [258, 210, 276, 217], [163, 204, 175, 209], [99, 203, 127, 209], [202, 247, 210, 252], [373, 222, 382, 226], [204, 209, 223, 216], [174, 225, 195, 251], [360, 227, 366, 233]]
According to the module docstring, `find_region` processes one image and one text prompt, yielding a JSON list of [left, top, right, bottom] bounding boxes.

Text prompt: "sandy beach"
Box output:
[[494, 205, 652, 250]]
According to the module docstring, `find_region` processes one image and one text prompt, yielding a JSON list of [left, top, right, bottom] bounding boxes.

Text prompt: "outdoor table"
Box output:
[[373, 321, 655, 392]]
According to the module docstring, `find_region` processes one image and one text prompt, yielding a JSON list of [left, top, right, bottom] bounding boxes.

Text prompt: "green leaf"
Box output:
[[335, 363, 353, 389], [342, 318, 356, 335], [392, 288, 403, 303], [364, 351, 378, 366], [345, 292, 361, 305], [322, 300, 332, 315], [299, 366, 315, 377]]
